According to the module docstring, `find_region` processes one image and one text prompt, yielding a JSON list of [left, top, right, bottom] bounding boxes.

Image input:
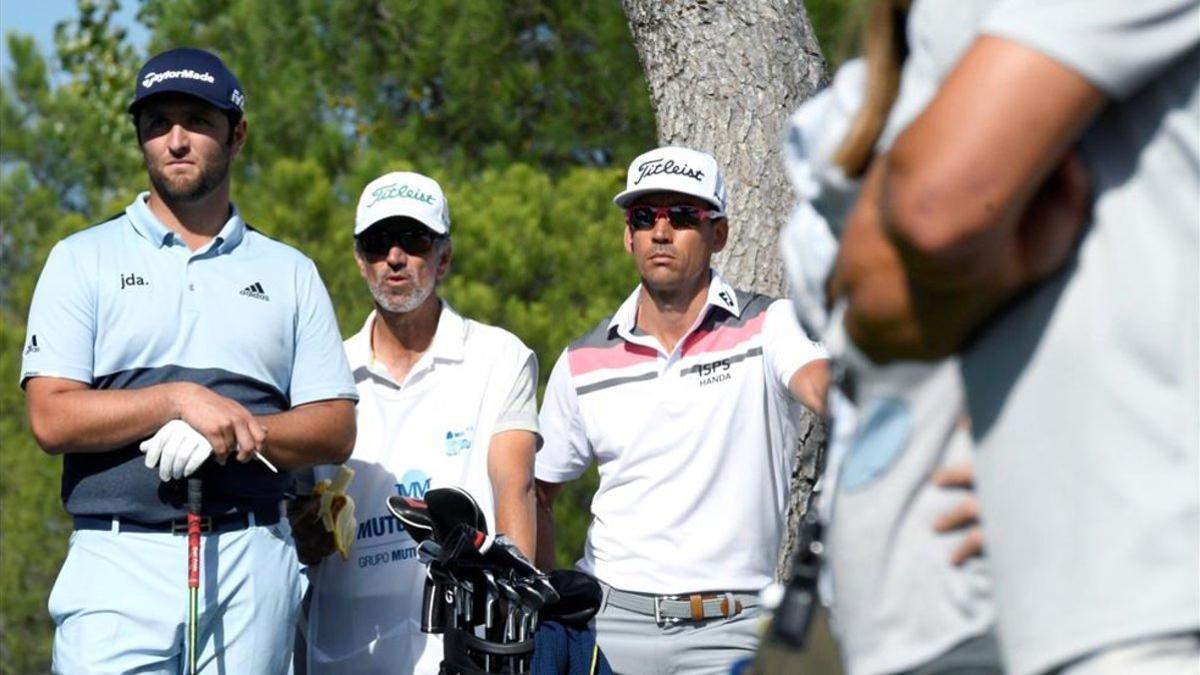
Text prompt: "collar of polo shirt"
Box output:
[[351, 303, 468, 385], [127, 192, 248, 253], [608, 268, 742, 340]]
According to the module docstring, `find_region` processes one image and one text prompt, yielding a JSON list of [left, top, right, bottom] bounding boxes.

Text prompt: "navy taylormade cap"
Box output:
[[128, 48, 245, 117]]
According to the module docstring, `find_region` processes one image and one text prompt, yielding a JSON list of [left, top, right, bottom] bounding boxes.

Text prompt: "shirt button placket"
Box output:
[[183, 254, 200, 313]]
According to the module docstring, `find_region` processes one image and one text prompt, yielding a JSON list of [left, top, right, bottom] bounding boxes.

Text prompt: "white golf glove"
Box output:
[[140, 419, 214, 482]]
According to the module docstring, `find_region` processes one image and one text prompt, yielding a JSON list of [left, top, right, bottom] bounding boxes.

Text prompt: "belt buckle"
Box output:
[[653, 594, 682, 626], [171, 516, 213, 534]]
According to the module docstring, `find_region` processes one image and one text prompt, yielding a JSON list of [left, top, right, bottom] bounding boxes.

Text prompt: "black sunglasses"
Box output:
[[624, 204, 718, 231], [356, 226, 442, 257]]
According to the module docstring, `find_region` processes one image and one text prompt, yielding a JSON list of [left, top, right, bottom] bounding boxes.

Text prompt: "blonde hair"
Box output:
[[831, 0, 911, 179]]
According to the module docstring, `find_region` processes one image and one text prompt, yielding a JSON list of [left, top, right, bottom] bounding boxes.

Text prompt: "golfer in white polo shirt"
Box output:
[[535, 147, 830, 674], [294, 172, 541, 675]]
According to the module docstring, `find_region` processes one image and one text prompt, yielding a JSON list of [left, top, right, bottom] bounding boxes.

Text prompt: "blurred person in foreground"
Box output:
[[831, 1, 1199, 673], [776, 2, 1002, 673]]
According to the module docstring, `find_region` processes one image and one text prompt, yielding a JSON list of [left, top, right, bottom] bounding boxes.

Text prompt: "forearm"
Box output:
[[847, 35, 1103, 361], [534, 481, 560, 571], [255, 399, 356, 469], [832, 157, 1026, 361], [882, 36, 1102, 273], [494, 481, 536, 560], [833, 164, 950, 360], [25, 379, 188, 454], [881, 149, 1034, 310], [788, 359, 831, 416], [487, 430, 538, 559]]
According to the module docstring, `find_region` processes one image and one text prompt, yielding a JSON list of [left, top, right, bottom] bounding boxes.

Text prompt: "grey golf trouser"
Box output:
[[594, 583, 762, 675], [1052, 632, 1200, 675], [905, 631, 1004, 675]]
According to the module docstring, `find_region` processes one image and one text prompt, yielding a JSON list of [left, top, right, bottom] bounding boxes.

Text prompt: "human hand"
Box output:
[[170, 383, 268, 463], [286, 493, 337, 566], [140, 419, 214, 481], [931, 461, 985, 566]]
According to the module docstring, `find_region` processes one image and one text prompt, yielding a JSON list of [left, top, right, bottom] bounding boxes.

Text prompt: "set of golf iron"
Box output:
[[389, 486, 560, 674]]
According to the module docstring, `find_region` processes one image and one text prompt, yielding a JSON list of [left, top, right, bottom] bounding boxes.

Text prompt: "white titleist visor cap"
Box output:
[[613, 146, 726, 216], [355, 171, 450, 236]]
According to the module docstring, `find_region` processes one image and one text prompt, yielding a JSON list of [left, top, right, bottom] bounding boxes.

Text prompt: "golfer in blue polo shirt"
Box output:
[[20, 48, 358, 674]]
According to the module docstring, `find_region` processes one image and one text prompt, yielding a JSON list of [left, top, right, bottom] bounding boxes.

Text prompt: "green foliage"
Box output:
[[807, 0, 869, 69], [0, 315, 70, 673], [135, 0, 653, 175], [1, 1, 142, 215], [442, 164, 636, 359], [0, 0, 859, 669], [1, 18, 139, 666]]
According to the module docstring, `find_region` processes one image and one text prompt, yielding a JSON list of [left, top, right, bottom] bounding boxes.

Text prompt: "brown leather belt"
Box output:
[[605, 587, 759, 625]]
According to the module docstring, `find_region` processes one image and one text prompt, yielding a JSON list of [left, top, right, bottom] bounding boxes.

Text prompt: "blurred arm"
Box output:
[[838, 35, 1103, 360]]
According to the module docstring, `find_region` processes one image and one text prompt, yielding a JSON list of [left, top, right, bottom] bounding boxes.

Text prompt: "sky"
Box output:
[[0, 0, 149, 73]]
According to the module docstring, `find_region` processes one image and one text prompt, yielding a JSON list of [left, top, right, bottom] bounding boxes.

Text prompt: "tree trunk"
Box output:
[[622, 0, 828, 582]]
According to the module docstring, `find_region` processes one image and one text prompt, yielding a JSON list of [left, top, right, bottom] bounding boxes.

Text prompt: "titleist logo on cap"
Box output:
[[633, 158, 705, 185], [141, 69, 216, 88], [367, 183, 437, 207]]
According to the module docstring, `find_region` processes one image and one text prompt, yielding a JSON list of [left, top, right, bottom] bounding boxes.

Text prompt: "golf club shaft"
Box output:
[[187, 478, 202, 675]]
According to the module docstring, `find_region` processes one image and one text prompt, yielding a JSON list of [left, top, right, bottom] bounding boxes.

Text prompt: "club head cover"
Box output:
[[439, 522, 489, 566], [425, 486, 487, 542], [386, 495, 434, 543], [482, 534, 541, 579], [511, 577, 555, 611], [543, 570, 603, 626]]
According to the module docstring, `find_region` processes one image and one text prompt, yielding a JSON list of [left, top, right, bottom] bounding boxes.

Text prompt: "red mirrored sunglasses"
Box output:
[[624, 204, 719, 231]]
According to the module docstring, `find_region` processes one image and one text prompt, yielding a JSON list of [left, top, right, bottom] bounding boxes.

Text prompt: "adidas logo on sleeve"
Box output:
[[240, 282, 269, 301]]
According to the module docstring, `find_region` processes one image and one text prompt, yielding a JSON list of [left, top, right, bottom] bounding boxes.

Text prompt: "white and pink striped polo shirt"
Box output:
[[536, 270, 826, 594]]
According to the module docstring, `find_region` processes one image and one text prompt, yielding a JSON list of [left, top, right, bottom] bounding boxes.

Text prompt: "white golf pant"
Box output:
[[49, 519, 303, 674]]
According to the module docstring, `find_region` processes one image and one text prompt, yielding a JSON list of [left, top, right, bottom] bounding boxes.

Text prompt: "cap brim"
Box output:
[[128, 90, 242, 117], [354, 214, 448, 237], [613, 187, 724, 214]]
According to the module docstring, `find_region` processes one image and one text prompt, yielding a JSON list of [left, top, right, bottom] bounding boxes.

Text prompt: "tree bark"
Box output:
[[622, 0, 828, 582]]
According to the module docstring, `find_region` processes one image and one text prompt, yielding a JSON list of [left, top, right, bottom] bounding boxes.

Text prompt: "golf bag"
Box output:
[[387, 487, 609, 675]]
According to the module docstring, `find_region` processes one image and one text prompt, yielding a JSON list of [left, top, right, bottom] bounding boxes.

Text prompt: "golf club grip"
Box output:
[[187, 478, 202, 589]]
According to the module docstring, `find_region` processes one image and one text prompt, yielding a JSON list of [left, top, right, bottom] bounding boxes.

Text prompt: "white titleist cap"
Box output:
[[355, 171, 450, 236], [613, 146, 726, 216]]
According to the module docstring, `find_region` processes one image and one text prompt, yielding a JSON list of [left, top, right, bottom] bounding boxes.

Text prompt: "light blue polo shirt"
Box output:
[[21, 193, 358, 521]]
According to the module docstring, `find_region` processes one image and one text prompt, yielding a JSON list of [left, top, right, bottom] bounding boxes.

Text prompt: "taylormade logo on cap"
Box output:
[[141, 69, 216, 88], [355, 171, 451, 236], [614, 146, 727, 216]]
